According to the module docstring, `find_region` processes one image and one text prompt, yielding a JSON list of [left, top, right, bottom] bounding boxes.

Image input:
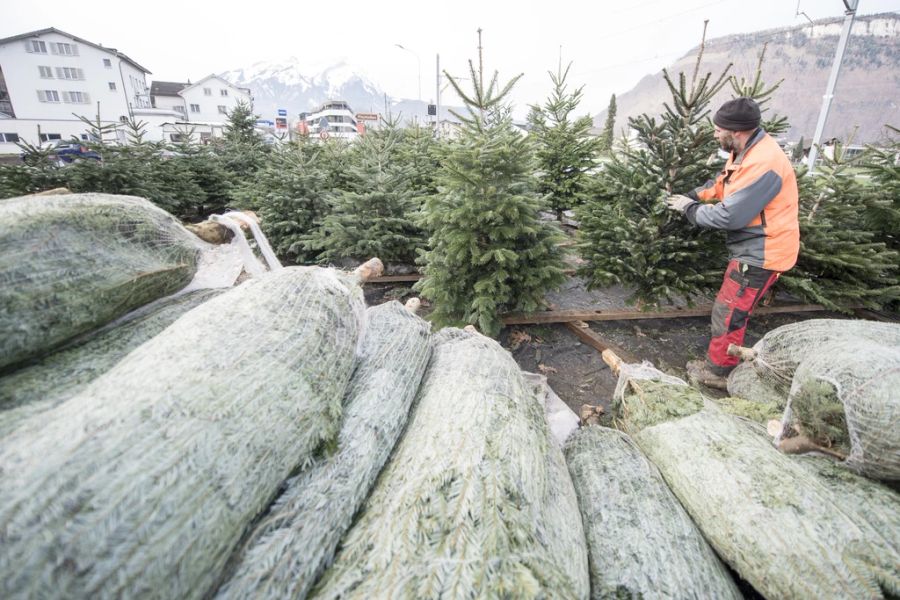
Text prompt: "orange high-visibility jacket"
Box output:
[[685, 128, 800, 272]]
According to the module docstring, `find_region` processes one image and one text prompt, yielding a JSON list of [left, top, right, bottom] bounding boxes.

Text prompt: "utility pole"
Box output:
[[807, 0, 859, 173]]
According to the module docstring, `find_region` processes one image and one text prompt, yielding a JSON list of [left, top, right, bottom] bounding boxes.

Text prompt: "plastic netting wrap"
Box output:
[[732, 319, 900, 480], [0, 193, 204, 370], [783, 338, 900, 480], [217, 301, 432, 599], [0, 289, 223, 438], [726, 361, 785, 407], [745, 319, 900, 388], [613, 363, 900, 599], [564, 425, 741, 600], [311, 328, 590, 599], [0, 266, 366, 599]]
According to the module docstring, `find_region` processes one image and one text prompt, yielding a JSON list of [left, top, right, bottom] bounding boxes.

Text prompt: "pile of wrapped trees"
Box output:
[[566, 351, 899, 599], [0, 193, 589, 599], [3, 192, 897, 599], [727, 319, 900, 481]]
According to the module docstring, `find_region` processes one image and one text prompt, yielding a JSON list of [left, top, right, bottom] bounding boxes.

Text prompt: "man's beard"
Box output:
[[719, 134, 737, 154]]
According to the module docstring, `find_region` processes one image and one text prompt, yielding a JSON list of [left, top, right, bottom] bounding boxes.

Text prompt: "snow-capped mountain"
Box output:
[[220, 57, 386, 119], [219, 57, 458, 123]]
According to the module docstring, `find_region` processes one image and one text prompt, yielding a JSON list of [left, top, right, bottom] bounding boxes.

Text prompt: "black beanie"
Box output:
[[713, 97, 761, 131]]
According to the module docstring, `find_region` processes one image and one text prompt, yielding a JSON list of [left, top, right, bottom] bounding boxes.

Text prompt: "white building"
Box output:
[[148, 75, 253, 143], [0, 27, 151, 154], [299, 100, 360, 141]]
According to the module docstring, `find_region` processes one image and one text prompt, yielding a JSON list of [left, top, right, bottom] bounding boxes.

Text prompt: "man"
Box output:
[[666, 97, 800, 389]]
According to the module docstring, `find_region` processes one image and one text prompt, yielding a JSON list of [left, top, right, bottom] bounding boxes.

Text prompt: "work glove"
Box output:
[[666, 194, 695, 213]]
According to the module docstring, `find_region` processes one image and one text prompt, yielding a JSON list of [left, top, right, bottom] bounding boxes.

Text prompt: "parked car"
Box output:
[[21, 140, 101, 166], [52, 142, 101, 164]]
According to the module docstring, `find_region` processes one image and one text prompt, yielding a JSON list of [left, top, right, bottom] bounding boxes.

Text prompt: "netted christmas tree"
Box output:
[[577, 26, 730, 306], [527, 61, 601, 219], [416, 30, 566, 336], [232, 138, 328, 264], [308, 118, 426, 265]]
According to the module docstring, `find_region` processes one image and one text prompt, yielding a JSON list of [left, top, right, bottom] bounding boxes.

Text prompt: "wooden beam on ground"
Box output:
[[502, 303, 827, 325], [564, 321, 638, 364], [365, 274, 422, 284]]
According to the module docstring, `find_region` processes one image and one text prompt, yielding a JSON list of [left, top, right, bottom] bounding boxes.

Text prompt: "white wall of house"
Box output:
[[0, 29, 150, 154], [152, 92, 187, 121], [180, 75, 251, 126]]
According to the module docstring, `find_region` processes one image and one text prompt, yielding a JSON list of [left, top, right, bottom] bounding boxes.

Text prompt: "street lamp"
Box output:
[[394, 44, 422, 101]]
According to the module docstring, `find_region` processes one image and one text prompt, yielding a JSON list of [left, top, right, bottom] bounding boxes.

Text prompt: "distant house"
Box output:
[[148, 74, 252, 144], [0, 27, 151, 154]]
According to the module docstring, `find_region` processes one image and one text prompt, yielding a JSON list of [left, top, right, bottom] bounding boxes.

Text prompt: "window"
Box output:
[[108, 82, 116, 91], [27, 40, 47, 53], [170, 133, 186, 142], [39, 133, 62, 142], [38, 66, 53, 78], [220, 89, 228, 97], [190, 104, 200, 113], [204, 87, 212, 96], [174, 105, 185, 114], [217, 105, 227, 114], [52, 42, 78, 56], [103, 58, 112, 67], [62, 91, 90, 104], [1, 133, 20, 143], [200, 132, 212, 142], [37, 90, 60, 102], [56, 67, 85, 80]]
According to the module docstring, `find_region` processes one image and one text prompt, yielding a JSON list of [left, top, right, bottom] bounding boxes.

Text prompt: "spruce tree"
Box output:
[[780, 155, 899, 310], [309, 119, 425, 265], [416, 30, 566, 336], [217, 99, 269, 182], [577, 27, 731, 306], [599, 94, 617, 155], [861, 126, 900, 254], [232, 139, 327, 263], [527, 61, 601, 219]]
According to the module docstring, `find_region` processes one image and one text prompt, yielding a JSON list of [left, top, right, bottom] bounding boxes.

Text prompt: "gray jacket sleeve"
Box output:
[[684, 170, 782, 230]]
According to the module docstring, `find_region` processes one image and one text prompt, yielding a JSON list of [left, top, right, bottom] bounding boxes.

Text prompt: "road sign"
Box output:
[[275, 117, 287, 130], [277, 108, 287, 117], [356, 112, 379, 121]]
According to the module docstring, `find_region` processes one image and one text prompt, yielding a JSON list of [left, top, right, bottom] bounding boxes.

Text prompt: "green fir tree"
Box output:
[[599, 94, 617, 155], [416, 30, 566, 336], [308, 120, 425, 264], [233, 139, 328, 263], [527, 61, 601, 219], [216, 99, 269, 182], [577, 27, 732, 306]]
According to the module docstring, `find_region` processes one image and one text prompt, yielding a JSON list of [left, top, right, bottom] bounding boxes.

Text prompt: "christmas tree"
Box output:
[[309, 119, 425, 265], [416, 30, 566, 336], [216, 99, 269, 182], [232, 138, 327, 263], [779, 154, 899, 310], [577, 24, 730, 306], [527, 61, 601, 219], [599, 94, 617, 155]]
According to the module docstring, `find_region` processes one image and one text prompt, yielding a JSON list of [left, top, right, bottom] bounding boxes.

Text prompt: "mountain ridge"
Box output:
[[594, 12, 900, 143]]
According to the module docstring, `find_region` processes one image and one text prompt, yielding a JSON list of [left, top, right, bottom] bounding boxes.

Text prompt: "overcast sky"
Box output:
[[5, 0, 899, 116]]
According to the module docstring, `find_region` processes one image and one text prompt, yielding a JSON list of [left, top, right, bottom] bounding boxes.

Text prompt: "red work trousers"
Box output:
[[708, 259, 780, 372]]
